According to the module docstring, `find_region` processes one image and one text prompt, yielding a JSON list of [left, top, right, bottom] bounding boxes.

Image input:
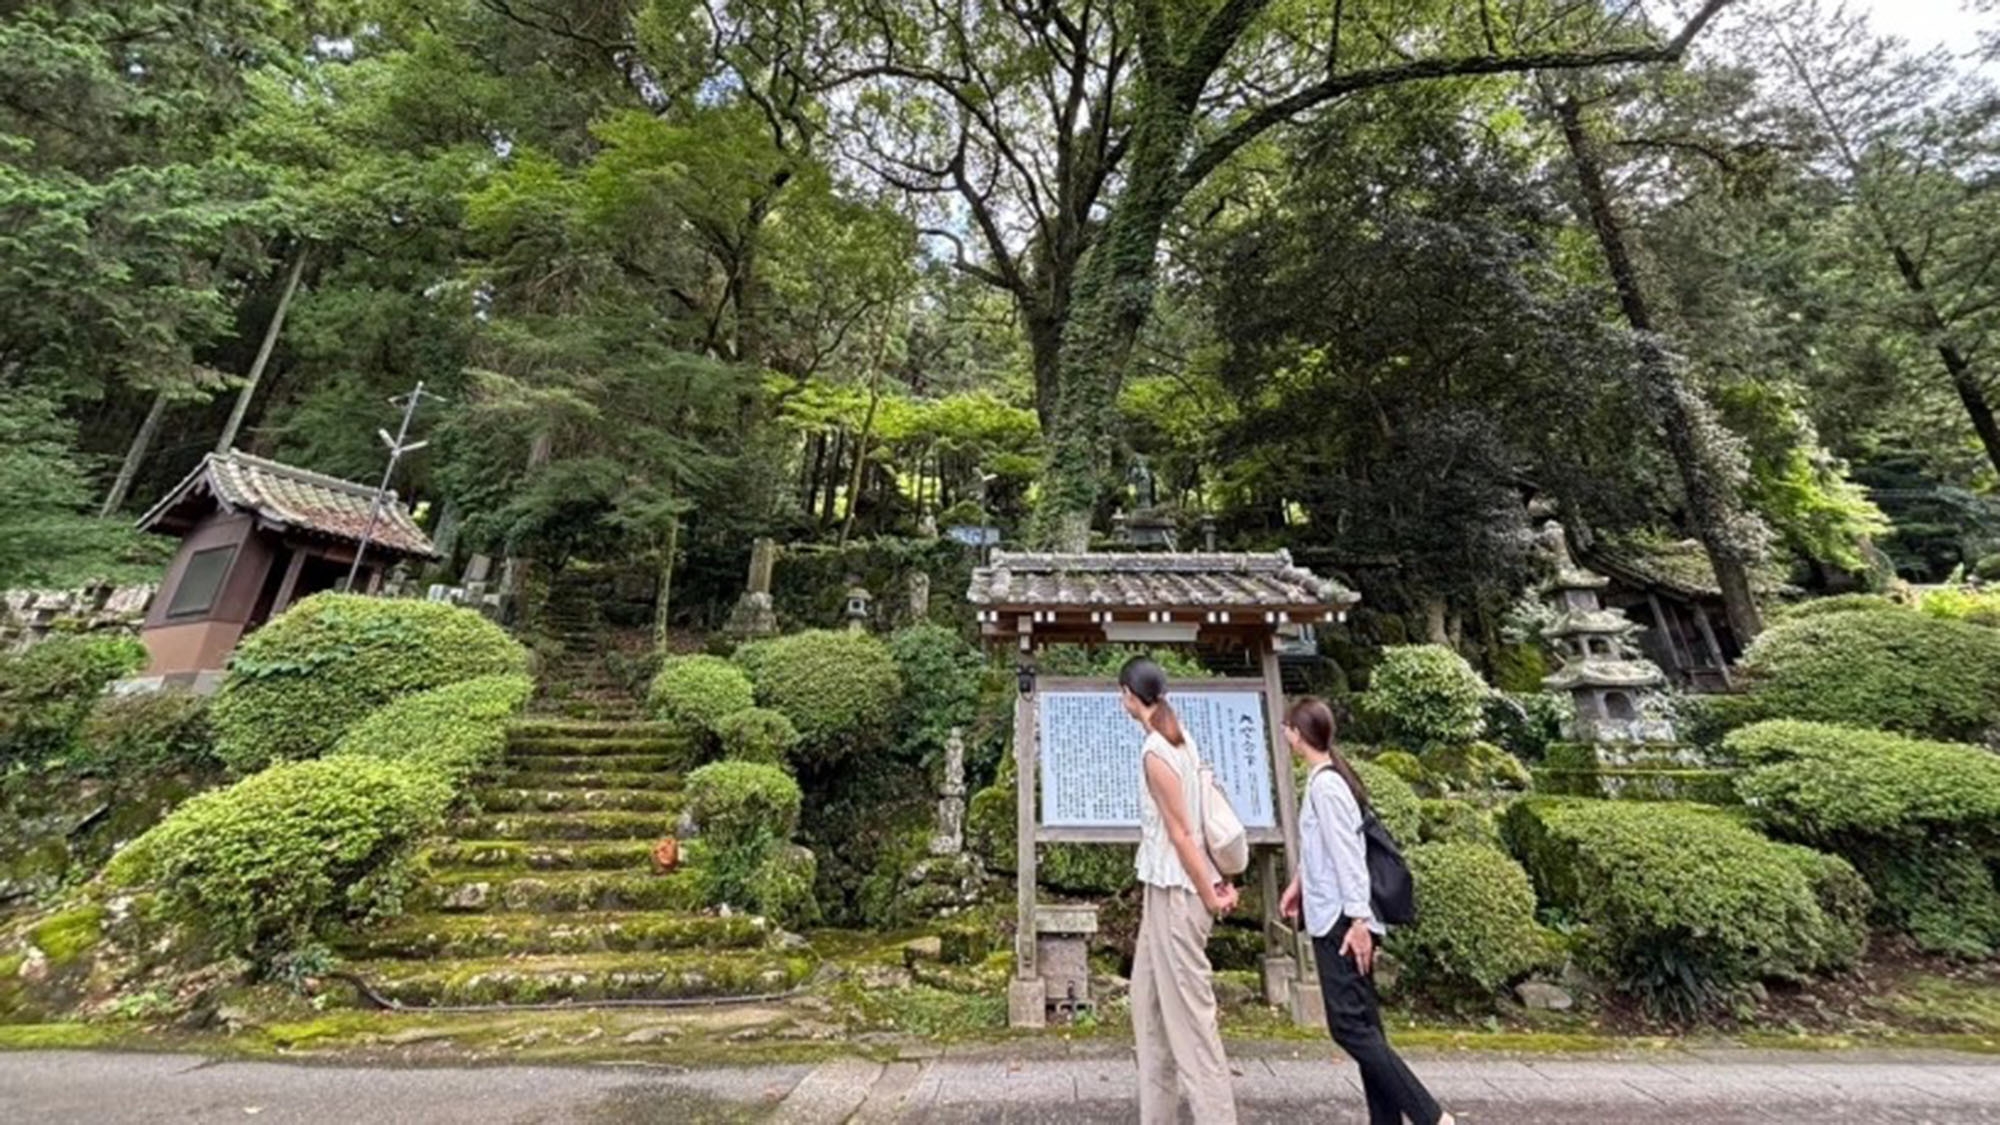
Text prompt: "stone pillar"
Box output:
[[930, 727, 967, 857], [907, 570, 931, 624], [725, 538, 780, 639]]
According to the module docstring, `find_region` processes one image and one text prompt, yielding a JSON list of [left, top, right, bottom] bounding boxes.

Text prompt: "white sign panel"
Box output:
[[1037, 690, 1275, 830]]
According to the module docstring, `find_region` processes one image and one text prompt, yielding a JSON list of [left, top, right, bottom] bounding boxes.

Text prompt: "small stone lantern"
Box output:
[[843, 577, 874, 634], [1035, 903, 1098, 1023]]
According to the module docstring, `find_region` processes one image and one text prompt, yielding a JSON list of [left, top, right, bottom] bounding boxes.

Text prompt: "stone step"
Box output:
[[337, 911, 771, 960], [422, 840, 660, 872], [498, 754, 689, 775], [451, 811, 677, 841], [473, 787, 682, 814], [509, 720, 682, 742], [490, 769, 684, 792], [412, 870, 705, 914], [343, 949, 811, 1008], [507, 735, 691, 759]]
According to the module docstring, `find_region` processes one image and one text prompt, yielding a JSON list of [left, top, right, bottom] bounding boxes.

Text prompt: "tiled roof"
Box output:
[[138, 450, 437, 558], [1583, 541, 1796, 601], [967, 551, 1357, 611]]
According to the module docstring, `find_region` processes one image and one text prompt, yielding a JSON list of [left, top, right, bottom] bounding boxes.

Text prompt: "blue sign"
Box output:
[[946, 525, 1002, 547]]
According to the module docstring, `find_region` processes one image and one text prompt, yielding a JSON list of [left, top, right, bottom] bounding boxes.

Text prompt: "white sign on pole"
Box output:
[[1037, 689, 1276, 830]]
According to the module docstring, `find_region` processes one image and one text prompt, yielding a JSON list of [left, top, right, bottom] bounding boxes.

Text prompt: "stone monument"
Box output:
[[1538, 521, 1674, 742], [902, 728, 988, 918], [724, 537, 780, 640], [906, 570, 931, 623]]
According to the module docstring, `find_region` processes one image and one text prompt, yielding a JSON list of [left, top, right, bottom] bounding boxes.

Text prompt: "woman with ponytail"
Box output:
[[1118, 656, 1239, 1125], [1281, 697, 1452, 1125]]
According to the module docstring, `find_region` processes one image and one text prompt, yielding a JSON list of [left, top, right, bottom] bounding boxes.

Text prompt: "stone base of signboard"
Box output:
[[1290, 976, 1326, 1029], [1008, 978, 1047, 1029], [1262, 953, 1298, 1009]]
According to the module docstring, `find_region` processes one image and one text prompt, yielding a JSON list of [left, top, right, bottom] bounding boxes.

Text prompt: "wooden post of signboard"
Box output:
[[1261, 635, 1320, 1026], [1007, 633, 1046, 1028]]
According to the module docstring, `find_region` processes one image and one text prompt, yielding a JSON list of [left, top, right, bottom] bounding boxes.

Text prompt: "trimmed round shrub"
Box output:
[[736, 630, 901, 761], [1418, 798, 1501, 846], [1739, 609, 2000, 742], [1364, 645, 1488, 747], [75, 688, 216, 776], [1372, 748, 1427, 789], [1391, 843, 1551, 999], [1501, 798, 1868, 1018], [210, 594, 528, 772], [111, 757, 452, 959], [887, 622, 984, 763], [1771, 594, 1902, 622], [1351, 759, 1421, 844], [1419, 741, 1531, 795], [714, 707, 800, 767], [647, 654, 755, 735], [686, 760, 803, 850], [1727, 720, 2000, 956], [335, 674, 532, 782], [0, 635, 148, 768]]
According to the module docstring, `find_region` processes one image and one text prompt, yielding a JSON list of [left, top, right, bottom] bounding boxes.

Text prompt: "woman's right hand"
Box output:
[[1279, 879, 1302, 922], [1206, 881, 1240, 916]]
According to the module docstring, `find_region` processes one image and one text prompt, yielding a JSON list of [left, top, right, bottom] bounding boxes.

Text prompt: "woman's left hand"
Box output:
[[1209, 882, 1240, 916], [1340, 921, 1375, 974]]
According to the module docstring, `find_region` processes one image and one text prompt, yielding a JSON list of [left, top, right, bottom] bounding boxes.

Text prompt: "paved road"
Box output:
[[5, 1047, 2000, 1123]]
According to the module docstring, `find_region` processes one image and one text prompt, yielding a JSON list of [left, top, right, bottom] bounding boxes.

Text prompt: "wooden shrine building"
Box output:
[[134, 450, 437, 682], [967, 550, 1359, 1029]]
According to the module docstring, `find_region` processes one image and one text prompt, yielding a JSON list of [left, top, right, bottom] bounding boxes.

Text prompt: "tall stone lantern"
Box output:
[[1539, 523, 1673, 743]]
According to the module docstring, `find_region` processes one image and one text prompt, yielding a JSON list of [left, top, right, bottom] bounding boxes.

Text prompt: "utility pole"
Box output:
[[344, 380, 446, 594]]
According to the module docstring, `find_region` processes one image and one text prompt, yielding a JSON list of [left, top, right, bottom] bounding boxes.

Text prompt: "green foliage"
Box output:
[[1727, 720, 2000, 955], [1351, 759, 1422, 844], [333, 675, 532, 782], [714, 707, 800, 768], [1484, 692, 1569, 762], [736, 630, 902, 763], [1919, 586, 2000, 628], [647, 654, 755, 736], [887, 623, 984, 765], [0, 391, 164, 586], [1033, 645, 1213, 680], [1364, 646, 1489, 747], [1739, 609, 2000, 742], [745, 845, 821, 928], [1418, 799, 1501, 846], [686, 761, 803, 850], [210, 594, 529, 773], [113, 757, 453, 961], [1501, 798, 1868, 1018], [1372, 749, 1427, 789], [1418, 741, 1531, 795], [1489, 643, 1551, 694], [0, 636, 147, 769], [1391, 843, 1551, 999], [73, 689, 216, 777], [1772, 594, 1903, 621], [1673, 693, 1767, 749]]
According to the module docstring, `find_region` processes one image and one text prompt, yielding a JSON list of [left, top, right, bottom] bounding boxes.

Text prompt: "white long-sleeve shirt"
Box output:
[[1299, 763, 1384, 938]]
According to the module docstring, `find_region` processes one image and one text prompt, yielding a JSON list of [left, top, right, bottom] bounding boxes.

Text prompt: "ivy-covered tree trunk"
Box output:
[[1556, 97, 1765, 643]]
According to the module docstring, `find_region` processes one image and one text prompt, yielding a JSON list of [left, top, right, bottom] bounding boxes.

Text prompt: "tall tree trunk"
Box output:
[[840, 323, 894, 547], [215, 250, 308, 454], [819, 429, 845, 531], [653, 511, 680, 648], [1556, 97, 1764, 643], [1424, 597, 1450, 646], [100, 391, 169, 516], [1887, 246, 2000, 477]]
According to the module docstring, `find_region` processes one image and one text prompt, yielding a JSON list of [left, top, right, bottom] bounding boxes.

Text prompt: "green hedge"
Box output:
[[1362, 645, 1489, 747], [0, 636, 148, 768], [887, 622, 984, 765], [1418, 799, 1501, 846], [1391, 842, 1552, 1000], [110, 756, 452, 960], [1535, 743, 1738, 804], [647, 654, 755, 736], [1727, 720, 2000, 956], [1351, 759, 1421, 844], [736, 630, 901, 763], [1738, 609, 2000, 742], [210, 594, 529, 772], [714, 707, 800, 767], [1418, 741, 1530, 795], [685, 761, 807, 922], [334, 674, 532, 782], [1501, 798, 1868, 1018], [1771, 594, 1902, 622]]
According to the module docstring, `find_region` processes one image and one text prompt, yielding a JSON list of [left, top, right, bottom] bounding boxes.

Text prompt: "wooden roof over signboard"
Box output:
[[968, 551, 1357, 639], [137, 450, 437, 559]]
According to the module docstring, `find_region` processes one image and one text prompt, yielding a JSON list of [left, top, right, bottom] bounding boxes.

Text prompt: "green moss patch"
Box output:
[[412, 870, 707, 914], [347, 950, 813, 1007], [420, 840, 658, 872], [337, 911, 772, 959], [472, 787, 682, 814], [449, 811, 677, 841], [29, 906, 105, 966], [493, 770, 685, 792], [0, 1023, 123, 1050]]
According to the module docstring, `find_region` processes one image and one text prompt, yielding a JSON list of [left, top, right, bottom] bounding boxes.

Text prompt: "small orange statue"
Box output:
[[652, 836, 681, 873]]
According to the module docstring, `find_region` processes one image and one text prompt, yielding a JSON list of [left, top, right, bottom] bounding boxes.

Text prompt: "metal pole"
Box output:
[[344, 381, 439, 594]]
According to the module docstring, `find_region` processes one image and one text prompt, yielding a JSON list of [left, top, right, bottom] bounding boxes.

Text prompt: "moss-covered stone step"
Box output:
[[413, 870, 705, 914], [337, 911, 771, 959], [450, 811, 675, 841], [344, 949, 813, 1007], [500, 753, 689, 775], [506, 737, 697, 764], [422, 840, 658, 871], [508, 719, 683, 742], [491, 769, 684, 792], [472, 787, 682, 814]]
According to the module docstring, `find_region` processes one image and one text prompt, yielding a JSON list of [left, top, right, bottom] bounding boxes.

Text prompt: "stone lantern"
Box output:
[[1539, 523, 1673, 743], [843, 576, 873, 634]]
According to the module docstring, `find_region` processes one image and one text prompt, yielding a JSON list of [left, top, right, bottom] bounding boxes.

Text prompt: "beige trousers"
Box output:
[[1132, 883, 1238, 1125]]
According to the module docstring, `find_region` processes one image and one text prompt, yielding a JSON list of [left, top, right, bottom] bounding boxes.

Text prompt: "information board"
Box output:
[[1036, 688, 1276, 831]]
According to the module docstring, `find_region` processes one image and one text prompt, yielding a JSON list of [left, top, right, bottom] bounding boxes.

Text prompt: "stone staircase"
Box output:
[[334, 719, 814, 1008], [531, 574, 644, 721]]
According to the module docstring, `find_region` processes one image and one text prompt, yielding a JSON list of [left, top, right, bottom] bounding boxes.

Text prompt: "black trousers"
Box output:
[[1313, 919, 1443, 1125]]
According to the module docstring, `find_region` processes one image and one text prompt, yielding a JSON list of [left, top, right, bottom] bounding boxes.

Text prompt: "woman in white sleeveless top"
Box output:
[[1119, 656, 1240, 1125]]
